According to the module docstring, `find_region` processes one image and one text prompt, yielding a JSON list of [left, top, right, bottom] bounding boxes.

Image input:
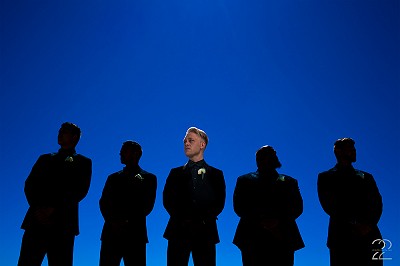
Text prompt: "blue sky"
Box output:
[[1, 0, 399, 265]]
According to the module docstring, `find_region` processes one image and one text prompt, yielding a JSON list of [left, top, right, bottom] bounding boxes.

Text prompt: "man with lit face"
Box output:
[[18, 122, 92, 266], [163, 127, 226, 266], [318, 138, 383, 266]]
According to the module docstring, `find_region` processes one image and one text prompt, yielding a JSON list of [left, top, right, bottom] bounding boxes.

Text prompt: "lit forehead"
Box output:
[[184, 132, 201, 142]]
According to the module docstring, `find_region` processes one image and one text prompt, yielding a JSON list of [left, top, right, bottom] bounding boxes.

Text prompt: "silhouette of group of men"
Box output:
[[17, 122, 384, 266]]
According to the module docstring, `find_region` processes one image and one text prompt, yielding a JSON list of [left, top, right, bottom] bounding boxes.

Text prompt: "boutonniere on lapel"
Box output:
[[135, 173, 144, 181], [65, 156, 74, 162], [277, 174, 285, 182], [355, 170, 365, 179], [198, 168, 206, 180]]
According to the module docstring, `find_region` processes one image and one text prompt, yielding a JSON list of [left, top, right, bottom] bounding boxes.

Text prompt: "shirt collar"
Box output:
[[184, 159, 206, 170], [256, 169, 279, 181], [123, 165, 141, 175], [333, 164, 355, 171], [58, 148, 76, 157]]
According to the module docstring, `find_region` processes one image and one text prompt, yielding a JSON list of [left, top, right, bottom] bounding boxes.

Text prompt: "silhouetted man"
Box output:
[[233, 145, 305, 266], [18, 122, 92, 266], [99, 141, 157, 266], [163, 127, 226, 266], [318, 138, 383, 266]]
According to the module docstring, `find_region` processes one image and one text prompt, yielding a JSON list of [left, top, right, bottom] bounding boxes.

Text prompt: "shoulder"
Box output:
[[317, 168, 341, 188], [110, 170, 123, 176], [354, 169, 374, 180], [139, 169, 157, 180], [166, 166, 186, 179], [238, 172, 259, 180], [107, 170, 123, 180], [237, 172, 258, 182], [206, 165, 223, 175], [74, 154, 92, 163], [170, 166, 185, 173], [34, 153, 57, 164], [355, 169, 371, 175], [277, 174, 298, 183], [318, 167, 337, 178], [39, 153, 56, 159]]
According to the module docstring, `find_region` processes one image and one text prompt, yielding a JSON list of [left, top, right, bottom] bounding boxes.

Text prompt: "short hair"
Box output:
[[186, 127, 208, 146], [334, 138, 355, 150], [256, 145, 282, 169], [122, 140, 143, 157], [60, 122, 81, 143]]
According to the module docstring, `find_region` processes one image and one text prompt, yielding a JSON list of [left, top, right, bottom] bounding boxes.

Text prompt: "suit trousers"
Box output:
[[240, 244, 294, 266], [330, 246, 383, 266], [100, 238, 146, 266], [18, 228, 75, 266], [167, 240, 216, 266]]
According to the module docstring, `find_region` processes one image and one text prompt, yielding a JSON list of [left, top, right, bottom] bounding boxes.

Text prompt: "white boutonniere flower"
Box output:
[[277, 174, 285, 182], [198, 168, 206, 179], [65, 156, 74, 162], [355, 170, 365, 179], [135, 174, 144, 181]]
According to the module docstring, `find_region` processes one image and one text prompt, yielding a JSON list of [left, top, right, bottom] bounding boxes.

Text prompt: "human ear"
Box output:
[[200, 141, 206, 150]]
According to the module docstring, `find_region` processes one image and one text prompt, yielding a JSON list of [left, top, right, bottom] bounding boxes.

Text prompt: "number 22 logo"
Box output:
[[372, 239, 392, 261]]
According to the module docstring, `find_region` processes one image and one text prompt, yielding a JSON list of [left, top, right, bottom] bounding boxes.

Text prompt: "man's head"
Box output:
[[183, 127, 208, 162], [120, 141, 142, 166], [256, 145, 282, 171], [58, 122, 81, 149], [334, 137, 356, 165]]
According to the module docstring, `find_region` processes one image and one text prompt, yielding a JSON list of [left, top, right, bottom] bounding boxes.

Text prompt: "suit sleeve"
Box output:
[[99, 174, 114, 222], [358, 173, 382, 225], [24, 155, 51, 207], [233, 175, 259, 219], [233, 176, 248, 218], [317, 171, 355, 222], [211, 169, 226, 218], [317, 172, 336, 217], [68, 157, 92, 204], [283, 178, 303, 220], [163, 169, 179, 217], [143, 173, 157, 217]]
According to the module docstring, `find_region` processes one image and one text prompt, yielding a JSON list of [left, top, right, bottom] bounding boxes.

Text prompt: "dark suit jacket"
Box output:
[[99, 167, 157, 243], [21, 149, 92, 236], [318, 165, 383, 249], [163, 162, 226, 244], [233, 171, 305, 251]]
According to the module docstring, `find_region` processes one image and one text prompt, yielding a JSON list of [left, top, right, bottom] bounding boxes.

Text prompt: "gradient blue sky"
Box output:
[[1, 1, 399, 265]]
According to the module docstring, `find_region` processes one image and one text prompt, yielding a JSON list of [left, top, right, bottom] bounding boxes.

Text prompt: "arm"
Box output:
[[99, 172, 131, 225], [163, 169, 179, 217], [233, 175, 258, 218], [99, 174, 115, 222], [24, 155, 52, 207], [142, 173, 157, 217], [363, 173, 383, 225], [318, 171, 361, 222], [356, 172, 383, 225], [68, 156, 92, 204], [211, 169, 226, 218], [24, 154, 60, 224], [317, 172, 336, 217], [284, 178, 303, 220]]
